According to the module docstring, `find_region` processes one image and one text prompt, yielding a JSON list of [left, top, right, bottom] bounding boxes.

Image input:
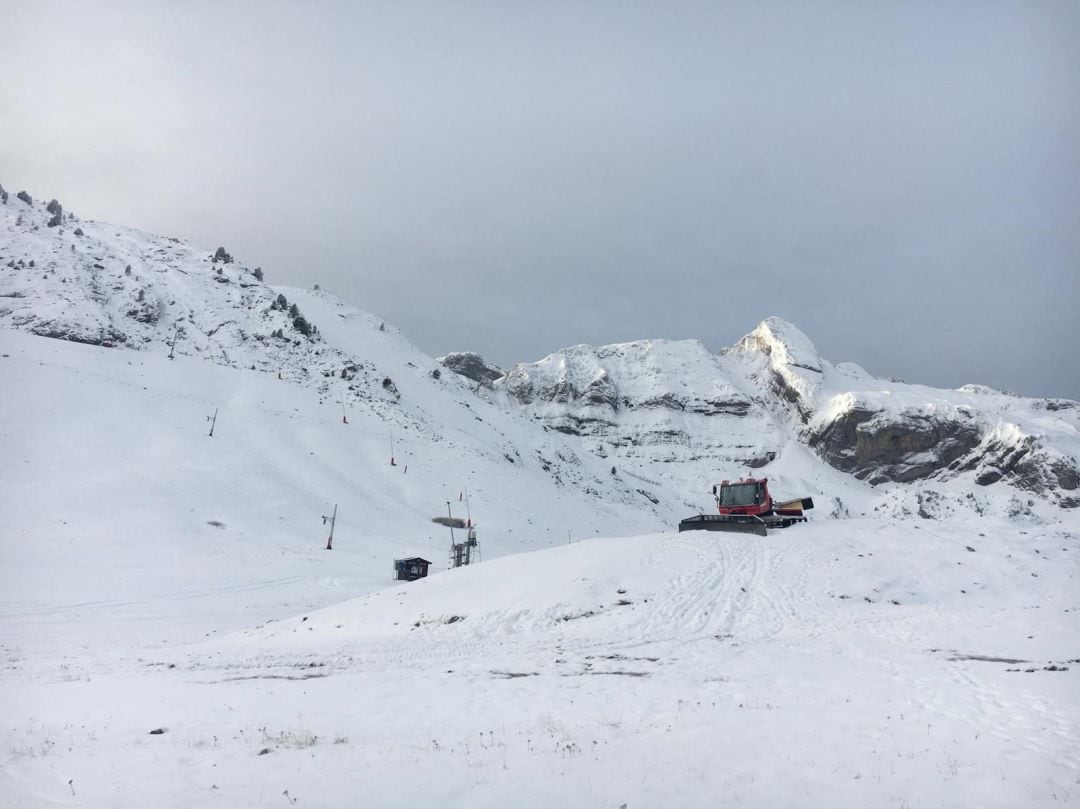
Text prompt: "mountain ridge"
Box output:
[[2, 184, 1077, 513]]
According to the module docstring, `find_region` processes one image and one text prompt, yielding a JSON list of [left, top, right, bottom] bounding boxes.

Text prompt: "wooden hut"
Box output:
[[394, 557, 431, 581]]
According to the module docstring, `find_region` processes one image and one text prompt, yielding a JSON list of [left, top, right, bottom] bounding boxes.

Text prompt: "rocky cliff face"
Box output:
[[807, 403, 983, 484], [496, 339, 779, 469], [479, 316, 1080, 507], [716, 318, 1079, 505], [803, 390, 1079, 505]]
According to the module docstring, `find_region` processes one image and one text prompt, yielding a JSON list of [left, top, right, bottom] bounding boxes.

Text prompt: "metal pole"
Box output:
[[325, 504, 337, 550], [207, 408, 218, 437]]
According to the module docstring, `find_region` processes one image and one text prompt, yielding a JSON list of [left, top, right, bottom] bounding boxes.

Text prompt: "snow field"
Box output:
[[1, 306, 1078, 807], [4, 521, 1077, 808]]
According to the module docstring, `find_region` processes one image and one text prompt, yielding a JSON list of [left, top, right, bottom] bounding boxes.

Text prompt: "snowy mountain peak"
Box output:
[[729, 316, 827, 422], [736, 316, 824, 373]]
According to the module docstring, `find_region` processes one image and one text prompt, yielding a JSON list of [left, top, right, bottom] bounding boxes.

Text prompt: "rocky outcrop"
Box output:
[[439, 352, 504, 384], [806, 397, 1080, 505], [808, 406, 981, 484], [28, 320, 128, 347], [955, 431, 1079, 506]]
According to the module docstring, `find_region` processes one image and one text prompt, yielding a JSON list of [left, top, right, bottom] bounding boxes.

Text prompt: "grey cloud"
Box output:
[[2, 1, 1077, 398]]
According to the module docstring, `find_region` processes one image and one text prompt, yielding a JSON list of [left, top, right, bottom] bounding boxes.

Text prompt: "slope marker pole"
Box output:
[[322, 504, 337, 550]]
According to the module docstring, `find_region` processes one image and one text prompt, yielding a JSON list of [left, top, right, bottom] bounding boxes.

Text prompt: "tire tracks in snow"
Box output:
[[180, 535, 831, 683]]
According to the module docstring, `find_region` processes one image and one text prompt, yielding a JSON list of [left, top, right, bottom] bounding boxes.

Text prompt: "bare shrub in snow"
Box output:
[[46, 200, 63, 228], [293, 315, 313, 337]]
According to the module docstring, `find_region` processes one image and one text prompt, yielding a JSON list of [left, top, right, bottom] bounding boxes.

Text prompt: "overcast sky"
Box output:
[[3, 1, 1078, 399]]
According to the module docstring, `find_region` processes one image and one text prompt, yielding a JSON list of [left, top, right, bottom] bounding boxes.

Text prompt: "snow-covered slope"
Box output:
[[0, 185, 413, 403], [0, 188, 711, 544], [6, 486, 1079, 807]]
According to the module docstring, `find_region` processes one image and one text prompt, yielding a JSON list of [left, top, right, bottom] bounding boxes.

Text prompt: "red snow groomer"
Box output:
[[679, 477, 814, 537]]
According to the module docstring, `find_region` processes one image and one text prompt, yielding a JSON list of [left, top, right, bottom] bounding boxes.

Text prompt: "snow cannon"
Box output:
[[679, 477, 813, 537]]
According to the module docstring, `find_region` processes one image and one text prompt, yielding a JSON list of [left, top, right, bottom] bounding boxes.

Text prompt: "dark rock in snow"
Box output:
[[808, 407, 981, 484], [439, 352, 505, 384], [962, 433, 1079, 502]]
